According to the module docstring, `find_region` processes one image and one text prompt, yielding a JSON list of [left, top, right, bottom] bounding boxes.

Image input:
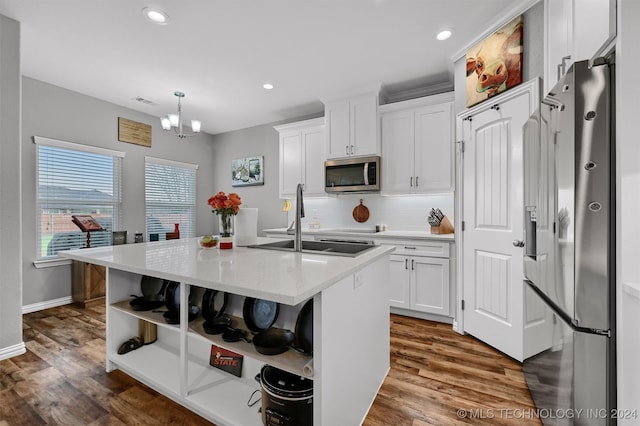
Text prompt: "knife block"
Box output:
[[430, 215, 454, 234]]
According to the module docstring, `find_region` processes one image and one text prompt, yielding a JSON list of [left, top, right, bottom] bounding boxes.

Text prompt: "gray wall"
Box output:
[[210, 122, 290, 235], [21, 77, 217, 306], [453, 2, 544, 114], [0, 15, 23, 357]]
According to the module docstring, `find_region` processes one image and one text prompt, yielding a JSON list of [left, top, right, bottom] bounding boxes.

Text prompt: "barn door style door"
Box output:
[[459, 81, 540, 362]]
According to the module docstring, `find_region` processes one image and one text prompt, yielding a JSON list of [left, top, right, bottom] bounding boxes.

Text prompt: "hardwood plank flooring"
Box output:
[[0, 305, 540, 425]]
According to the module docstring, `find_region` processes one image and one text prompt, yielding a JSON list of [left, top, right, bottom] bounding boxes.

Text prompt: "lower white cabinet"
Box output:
[[389, 255, 411, 309], [411, 256, 449, 315], [383, 239, 452, 318], [389, 254, 450, 316]]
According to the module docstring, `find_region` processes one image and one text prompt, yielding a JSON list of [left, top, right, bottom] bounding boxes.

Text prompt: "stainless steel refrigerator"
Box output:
[[521, 58, 616, 425]]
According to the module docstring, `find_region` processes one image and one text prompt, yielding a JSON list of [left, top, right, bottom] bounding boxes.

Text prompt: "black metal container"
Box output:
[[258, 365, 313, 426]]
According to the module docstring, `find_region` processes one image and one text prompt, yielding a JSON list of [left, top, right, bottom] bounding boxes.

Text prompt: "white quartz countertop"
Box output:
[[262, 227, 455, 242], [59, 237, 394, 305]]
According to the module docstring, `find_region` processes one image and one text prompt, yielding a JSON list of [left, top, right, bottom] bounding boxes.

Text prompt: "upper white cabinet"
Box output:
[[545, 0, 616, 94], [275, 117, 326, 199], [380, 93, 454, 195], [325, 92, 379, 159]]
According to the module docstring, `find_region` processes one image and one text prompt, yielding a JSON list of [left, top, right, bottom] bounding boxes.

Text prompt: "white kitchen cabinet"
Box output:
[[544, 0, 616, 94], [388, 255, 411, 309], [325, 92, 379, 159], [275, 117, 326, 198], [384, 240, 451, 318], [412, 256, 449, 315], [381, 94, 454, 194]]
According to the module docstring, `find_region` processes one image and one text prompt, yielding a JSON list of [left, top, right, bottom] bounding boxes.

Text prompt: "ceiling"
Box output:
[[0, 0, 517, 135]]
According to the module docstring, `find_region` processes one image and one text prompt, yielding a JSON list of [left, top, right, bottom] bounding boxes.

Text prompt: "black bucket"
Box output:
[[258, 365, 313, 426]]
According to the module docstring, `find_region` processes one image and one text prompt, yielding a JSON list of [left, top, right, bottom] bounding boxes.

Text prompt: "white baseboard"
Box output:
[[0, 342, 26, 361], [452, 319, 465, 335], [22, 296, 73, 314], [390, 307, 453, 324]]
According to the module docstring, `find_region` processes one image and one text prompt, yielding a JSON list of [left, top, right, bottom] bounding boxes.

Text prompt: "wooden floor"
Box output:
[[0, 305, 541, 425]]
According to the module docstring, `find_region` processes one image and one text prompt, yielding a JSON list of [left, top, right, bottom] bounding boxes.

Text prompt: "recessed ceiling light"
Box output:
[[436, 30, 452, 41], [263, 83, 274, 90], [142, 7, 169, 25]]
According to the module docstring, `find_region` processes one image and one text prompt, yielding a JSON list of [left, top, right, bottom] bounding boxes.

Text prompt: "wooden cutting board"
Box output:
[[352, 199, 370, 223]]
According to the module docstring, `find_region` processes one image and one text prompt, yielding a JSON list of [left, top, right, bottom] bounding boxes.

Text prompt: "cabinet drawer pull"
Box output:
[[404, 246, 417, 250]]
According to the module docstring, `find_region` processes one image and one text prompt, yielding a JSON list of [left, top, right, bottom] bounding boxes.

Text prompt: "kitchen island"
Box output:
[[60, 237, 393, 426]]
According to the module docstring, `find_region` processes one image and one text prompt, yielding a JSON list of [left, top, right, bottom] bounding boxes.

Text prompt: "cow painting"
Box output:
[[466, 15, 523, 107]]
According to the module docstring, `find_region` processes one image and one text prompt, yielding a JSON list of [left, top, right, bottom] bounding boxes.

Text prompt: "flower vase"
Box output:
[[219, 214, 234, 249]]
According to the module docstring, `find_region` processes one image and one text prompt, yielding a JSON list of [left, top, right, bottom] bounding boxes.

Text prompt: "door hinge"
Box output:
[[456, 140, 465, 152], [461, 221, 465, 231], [461, 300, 465, 310]]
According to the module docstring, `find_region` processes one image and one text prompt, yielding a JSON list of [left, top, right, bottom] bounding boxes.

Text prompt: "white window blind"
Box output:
[[145, 157, 198, 240], [35, 136, 124, 259]]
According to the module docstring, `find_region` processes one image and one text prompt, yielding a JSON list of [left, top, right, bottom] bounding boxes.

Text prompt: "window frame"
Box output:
[[34, 136, 124, 263], [144, 156, 198, 241]]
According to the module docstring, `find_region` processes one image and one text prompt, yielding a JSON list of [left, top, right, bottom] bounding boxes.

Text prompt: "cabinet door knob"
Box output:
[[513, 239, 525, 248]]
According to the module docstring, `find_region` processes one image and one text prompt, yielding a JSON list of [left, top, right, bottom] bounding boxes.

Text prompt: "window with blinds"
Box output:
[[35, 136, 124, 259], [145, 157, 198, 241]]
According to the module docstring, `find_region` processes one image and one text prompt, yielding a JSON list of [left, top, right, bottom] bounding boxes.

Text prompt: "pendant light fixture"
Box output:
[[160, 91, 202, 139]]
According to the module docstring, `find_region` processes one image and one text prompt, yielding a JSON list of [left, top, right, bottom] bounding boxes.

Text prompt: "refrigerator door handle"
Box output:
[[524, 280, 610, 337]]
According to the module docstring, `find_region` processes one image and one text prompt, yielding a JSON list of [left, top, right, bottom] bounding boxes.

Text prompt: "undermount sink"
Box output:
[[247, 239, 376, 257]]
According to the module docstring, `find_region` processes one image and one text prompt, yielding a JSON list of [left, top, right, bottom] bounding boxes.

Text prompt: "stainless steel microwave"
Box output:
[[324, 155, 380, 193]]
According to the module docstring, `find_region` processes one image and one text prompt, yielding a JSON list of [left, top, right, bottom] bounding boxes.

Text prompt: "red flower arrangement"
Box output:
[[208, 192, 242, 242], [207, 192, 242, 216]]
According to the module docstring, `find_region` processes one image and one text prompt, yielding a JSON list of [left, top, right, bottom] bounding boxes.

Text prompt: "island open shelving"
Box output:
[[60, 237, 393, 426]]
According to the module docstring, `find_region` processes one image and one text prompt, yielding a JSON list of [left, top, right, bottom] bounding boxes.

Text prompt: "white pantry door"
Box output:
[[461, 87, 533, 362]]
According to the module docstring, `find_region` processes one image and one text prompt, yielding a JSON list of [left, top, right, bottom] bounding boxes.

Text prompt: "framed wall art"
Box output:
[[465, 15, 524, 108], [231, 155, 264, 187], [118, 117, 152, 147]]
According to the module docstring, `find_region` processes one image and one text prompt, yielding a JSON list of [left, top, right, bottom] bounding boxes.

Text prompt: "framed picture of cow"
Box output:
[[465, 15, 523, 108]]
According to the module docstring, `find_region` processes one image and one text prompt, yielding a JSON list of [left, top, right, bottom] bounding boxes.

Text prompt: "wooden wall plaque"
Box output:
[[118, 117, 152, 147]]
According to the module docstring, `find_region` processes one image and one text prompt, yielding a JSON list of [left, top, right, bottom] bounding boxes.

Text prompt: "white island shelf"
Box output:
[[60, 237, 392, 426]]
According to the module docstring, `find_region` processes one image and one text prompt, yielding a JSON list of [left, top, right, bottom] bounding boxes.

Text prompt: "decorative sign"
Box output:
[[465, 15, 523, 107], [232, 155, 264, 187], [118, 117, 152, 147], [209, 345, 243, 377]]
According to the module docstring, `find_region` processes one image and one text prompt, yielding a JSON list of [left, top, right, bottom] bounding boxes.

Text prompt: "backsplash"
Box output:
[[285, 193, 455, 232]]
